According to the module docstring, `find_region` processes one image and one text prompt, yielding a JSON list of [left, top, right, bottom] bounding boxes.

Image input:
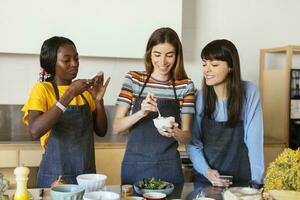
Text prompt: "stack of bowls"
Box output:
[[50, 184, 85, 200], [76, 173, 107, 192]]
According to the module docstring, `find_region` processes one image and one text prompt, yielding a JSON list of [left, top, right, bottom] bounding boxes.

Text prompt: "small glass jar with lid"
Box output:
[[121, 184, 133, 199]]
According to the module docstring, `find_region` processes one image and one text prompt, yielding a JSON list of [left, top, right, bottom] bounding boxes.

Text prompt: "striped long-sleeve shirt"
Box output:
[[116, 71, 195, 115]]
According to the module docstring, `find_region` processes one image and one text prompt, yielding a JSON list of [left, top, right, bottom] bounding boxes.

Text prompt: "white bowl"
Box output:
[[143, 192, 166, 200], [153, 116, 175, 130], [50, 184, 85, 200], [76, 173, 107, 192], [83, 191, 120, 200], [126, 197, 144, 200]]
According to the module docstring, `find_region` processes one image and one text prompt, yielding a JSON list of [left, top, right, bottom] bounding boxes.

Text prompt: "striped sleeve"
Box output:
[[181, 79, 196, 114], [116, 71, 134, 108]]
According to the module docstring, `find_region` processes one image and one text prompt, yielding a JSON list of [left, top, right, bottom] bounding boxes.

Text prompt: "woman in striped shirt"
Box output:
[[113, 27, 195, 185]]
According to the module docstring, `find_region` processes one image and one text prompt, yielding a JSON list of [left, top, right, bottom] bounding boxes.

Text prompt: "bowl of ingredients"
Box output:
[[153, 116, 175, 130], [134, 178, 174, 195]]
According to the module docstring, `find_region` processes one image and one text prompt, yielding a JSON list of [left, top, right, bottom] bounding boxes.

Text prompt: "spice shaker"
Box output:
[[14, 164, 30, 200]]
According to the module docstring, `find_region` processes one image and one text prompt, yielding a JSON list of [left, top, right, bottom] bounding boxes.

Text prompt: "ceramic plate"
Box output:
[[222, 187, 260, 200]]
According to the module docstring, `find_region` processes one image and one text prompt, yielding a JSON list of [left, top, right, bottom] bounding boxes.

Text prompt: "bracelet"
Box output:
[[55, 101, 67, 112]]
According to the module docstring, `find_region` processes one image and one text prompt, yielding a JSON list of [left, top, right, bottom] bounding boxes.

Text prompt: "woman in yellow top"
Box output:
[[22, 36, 110, 187]]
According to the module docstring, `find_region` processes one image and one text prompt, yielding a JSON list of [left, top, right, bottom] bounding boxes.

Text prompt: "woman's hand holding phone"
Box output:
[[205, 168, 233, 187], [88, 72, 111, 103]]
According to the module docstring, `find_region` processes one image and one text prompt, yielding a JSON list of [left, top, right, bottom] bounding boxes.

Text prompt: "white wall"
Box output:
[[0, 53, 144, 104], [0, 0, 182, 59], [1, 0, 300, 104], [183, 0, 300, 88]]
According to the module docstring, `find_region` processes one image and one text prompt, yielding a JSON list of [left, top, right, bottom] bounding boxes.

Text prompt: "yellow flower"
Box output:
[[264, 148, 300, 191]]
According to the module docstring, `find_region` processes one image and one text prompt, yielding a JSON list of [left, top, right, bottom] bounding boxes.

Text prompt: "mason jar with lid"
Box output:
[[121, 184, 133, 198]]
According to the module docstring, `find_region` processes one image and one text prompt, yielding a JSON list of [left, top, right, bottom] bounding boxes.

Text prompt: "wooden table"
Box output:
[[8, 182, 249, 200], [5, 183, 196, 200]]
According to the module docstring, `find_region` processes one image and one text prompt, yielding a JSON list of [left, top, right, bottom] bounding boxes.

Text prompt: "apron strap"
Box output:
[[172, 79, 178, 100], [80, 93, 90, 108], [51, 81, 60, 100], [138, 74, 151, 98], [51, 81, 90, 108]]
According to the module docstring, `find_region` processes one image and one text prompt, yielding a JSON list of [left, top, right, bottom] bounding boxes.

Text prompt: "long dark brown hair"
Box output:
[[144, 27, 188, 80], [201, 39, 244, 127]]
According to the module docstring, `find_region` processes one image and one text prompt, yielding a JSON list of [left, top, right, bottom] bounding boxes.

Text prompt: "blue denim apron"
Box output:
[[37, 81, 96, 187], [121, 75, 184, 184], [195, 118, 251, 183]]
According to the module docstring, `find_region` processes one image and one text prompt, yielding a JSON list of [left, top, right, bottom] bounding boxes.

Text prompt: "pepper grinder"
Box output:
[[14, 164, 30, 200]]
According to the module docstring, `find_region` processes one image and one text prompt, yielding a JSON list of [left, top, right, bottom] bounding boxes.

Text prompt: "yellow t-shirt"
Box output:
[[22, 82, 96, 149]]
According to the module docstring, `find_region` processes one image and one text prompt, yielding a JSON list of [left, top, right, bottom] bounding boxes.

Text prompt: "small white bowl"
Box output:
[[76, 173, 107, 192], [126, 197, 144, 200], [153, 116, 175, 130], [83, 191, 120, 200], [143, 192, 166, 200], [193, 198, 215, 200]]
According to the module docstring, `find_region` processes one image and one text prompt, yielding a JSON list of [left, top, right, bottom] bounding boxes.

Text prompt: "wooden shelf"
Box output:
[[264, 136, 287, 146], [260, 45, 300, 149], [261, 45, 300, 54]]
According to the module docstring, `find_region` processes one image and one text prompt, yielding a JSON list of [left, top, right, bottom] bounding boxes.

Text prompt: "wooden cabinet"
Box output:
[[95, 146, 125, 185], [0, 149, 18, 167], [19, 149, 43, 167], [260, 45, 300, 166], [264, 145, 285, 168], [0, 143, 126, 188]]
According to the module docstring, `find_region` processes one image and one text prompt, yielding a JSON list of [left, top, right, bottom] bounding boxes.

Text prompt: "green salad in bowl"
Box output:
[[134, 178, 174, 195]]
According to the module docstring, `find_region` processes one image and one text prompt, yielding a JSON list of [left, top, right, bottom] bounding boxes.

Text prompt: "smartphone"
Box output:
[[219, 175, 233, 182], [89, 72, 104, 80], [89, 73, 98, 79]]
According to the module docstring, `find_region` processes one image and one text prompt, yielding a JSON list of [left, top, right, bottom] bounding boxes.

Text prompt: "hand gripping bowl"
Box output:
[[76, 173, 107, 192], [153, 116, 175, 130]]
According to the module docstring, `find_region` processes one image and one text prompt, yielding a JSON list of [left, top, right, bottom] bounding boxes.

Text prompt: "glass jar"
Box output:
[[0, 173, 9, 200], [121, 184, 133, 198]]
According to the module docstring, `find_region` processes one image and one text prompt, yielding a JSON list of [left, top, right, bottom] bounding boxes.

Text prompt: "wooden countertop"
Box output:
[[0, 134, 285, 148], [5, 183, 196, 200], [5, 182, 259, 200], [0, 132, 190, 151], [0, 132, 128, 147]]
